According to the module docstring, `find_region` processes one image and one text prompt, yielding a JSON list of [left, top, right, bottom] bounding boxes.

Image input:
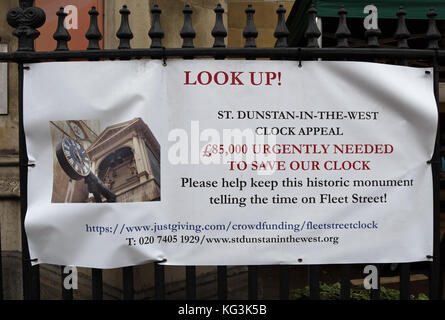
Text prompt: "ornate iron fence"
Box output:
[[0, 0, 443, 300]]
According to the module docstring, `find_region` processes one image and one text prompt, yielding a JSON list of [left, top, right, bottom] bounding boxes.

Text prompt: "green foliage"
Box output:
[[417, 293, 429, 300], [289, 282, 429, 300]]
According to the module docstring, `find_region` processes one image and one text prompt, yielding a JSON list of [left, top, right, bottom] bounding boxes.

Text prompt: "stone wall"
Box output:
[[0, 0, 21, 300]]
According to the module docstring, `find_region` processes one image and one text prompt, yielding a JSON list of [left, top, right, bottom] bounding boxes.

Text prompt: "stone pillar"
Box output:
[[132, 135, 148, 182], [0, 0, 19, 152], [136, 135, 152, 178]]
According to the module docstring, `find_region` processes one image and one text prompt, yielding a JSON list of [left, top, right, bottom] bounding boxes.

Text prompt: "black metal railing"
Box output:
[[0, 0, 443, 300]]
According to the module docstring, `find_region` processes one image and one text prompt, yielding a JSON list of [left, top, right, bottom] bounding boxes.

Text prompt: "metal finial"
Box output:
[[365, 19, 381, 48], [395, 6, 410, 49], [274, 5, 289, 48], [180, 4, 196, 49], [86, 6, 102, 50], [149, 5, 164, 48], [116, 5, 133, 49], [243, 4, 258, 48], [53, 7, 71, 51], [426, 8, 441, 49], [305, 4, 321, 48], [7, 1, 46, 51], [365, 28, 381, 48], [212, 4, 227, 48], [335, 5, 351, 48]]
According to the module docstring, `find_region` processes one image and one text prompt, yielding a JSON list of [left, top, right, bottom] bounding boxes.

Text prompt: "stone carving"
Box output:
[[0, 176, 20, 197]]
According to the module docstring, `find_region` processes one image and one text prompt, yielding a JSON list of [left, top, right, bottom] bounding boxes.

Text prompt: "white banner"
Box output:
[[23, 60, 437, 268]]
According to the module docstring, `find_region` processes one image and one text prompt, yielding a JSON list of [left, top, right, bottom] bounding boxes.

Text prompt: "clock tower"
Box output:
[[87, 118, 160, 203]]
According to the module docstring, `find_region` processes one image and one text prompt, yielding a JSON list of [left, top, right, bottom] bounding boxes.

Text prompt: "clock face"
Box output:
[[56, 137, 91, 180], [68, 121, 86, 140]]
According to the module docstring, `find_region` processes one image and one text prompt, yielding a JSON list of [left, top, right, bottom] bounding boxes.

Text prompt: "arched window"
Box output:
[[98, 147, 137, 192]]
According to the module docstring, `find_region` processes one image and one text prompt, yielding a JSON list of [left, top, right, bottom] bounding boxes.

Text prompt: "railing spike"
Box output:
[[86, 6, 102, 50], [305, 4, 321, 48], [212, 4, 227, 48], [274, 4, 289, 48], [180, 4, 196, 49], [243, 4, 258, 48], [116, 5, 133, 49], [149, 4, 164, 48], [395, 6, 410, 49], [426, 8, 441, 49], [335, 5, 351, 48], [53, 7, 71, 51]]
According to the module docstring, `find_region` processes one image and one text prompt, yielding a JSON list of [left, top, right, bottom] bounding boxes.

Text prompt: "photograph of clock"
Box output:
[[56, 137, 116, 203], [50, 119, 161, 204]]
